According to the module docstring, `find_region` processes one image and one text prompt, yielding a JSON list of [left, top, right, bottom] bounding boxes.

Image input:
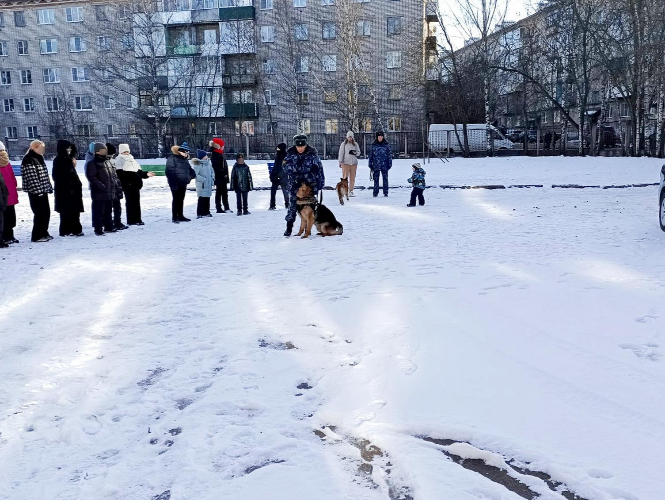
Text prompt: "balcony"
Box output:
[[223, 74, 257, 87], [224, 103, 258, 118], [171, 105, 197, 117], [219, 6, 255, 21], [168, 44, 202, 56], [425, 36, 437, 52], [425, 2, 438, 22]]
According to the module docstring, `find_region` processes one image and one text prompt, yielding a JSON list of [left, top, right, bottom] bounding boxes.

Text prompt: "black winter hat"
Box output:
[[236, 153, 244, 159], [106, 143, 117, 156], [293, 134, 308, 147], [376, 130, 385, 138], [277, 142, 287, 152]]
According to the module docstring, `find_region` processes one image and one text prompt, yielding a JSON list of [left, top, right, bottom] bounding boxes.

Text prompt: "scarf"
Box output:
[[116, 154, 140, 172]]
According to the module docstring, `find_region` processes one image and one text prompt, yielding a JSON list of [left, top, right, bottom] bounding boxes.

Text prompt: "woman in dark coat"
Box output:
[[21, 140, 53, 242], [52, 140, 84, 237], [165, 143, 196, 223], [85, 142, 118, 236], [209, 138, 231, 213], [269, 143, 289, 210]]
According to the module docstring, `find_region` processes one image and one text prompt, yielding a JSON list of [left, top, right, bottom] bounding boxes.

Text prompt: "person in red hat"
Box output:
[[209, 138, 231, 213]]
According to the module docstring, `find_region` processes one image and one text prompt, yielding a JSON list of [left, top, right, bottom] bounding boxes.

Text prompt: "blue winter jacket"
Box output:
[[368, 140, 393, 172], [191, 158, 215, 197], [408, 167, 426, 190], [283, 145, 325, 193]]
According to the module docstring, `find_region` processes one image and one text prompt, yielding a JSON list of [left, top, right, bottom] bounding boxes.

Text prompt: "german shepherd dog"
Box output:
[[336, 177, 349, 205], [296, 182, 344, 238]]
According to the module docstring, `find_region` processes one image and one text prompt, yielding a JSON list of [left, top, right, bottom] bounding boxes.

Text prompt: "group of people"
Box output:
[[0, 129, 428, 246]]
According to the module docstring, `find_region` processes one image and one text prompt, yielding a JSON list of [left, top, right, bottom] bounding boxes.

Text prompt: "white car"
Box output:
[[660, 164, 665, 231]]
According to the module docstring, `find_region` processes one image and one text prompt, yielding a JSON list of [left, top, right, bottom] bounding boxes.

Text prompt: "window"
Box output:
[[294, 0, 306, 6], [3, 99, 15, 112], [263, 59, 275, 74], [107, 124, 116, 136], [0, 13, 4, 27], [322, 54, 337, 72], [296, 55, 309, 73], [79, 124, 94, 137], [235, 120, 255, 136], [322, 22, 336, 39], [165, 0, 191, 11], [102, 69, 114, 81], [387, 17, 402, 35], [359, 117, 372, 132], [325, 119, 338, 134], [40, 39, 58, 54], [358, 84, 370, 102], [37, 9, 55, 25], [388, 116, 401, 132], [14, 11, 26, 27], [24, 98, 35, 112], [295, 24, 308, 40], [297, 119, 311, 134], [43, 68, 61, 83], [129, 123, 137, 135], [104, 96, 116, 109], [386, 51, 402, 68], [321, 0, 334, 5], [98, 36, 111, 51], [0, 71, 11, 85], [231, 89, 254, 103], [17, 40, 28, 55], [121, 35, 134, 50], [388, 84, 401, 100], [66, 7, 84, 22], [20, 70, 32, 84], [260, 0, 273, 9], [75, 96, 92, 110], [6, 127, 18, 140], [0, 42, 7, 56], [356, 20, 371, 36], [208, 122, 220, 134], [297, 88, 309, 105], [27, 126, 38, 139], [46, 96, 60, 112], [620, 102, 630, 117], [118, 5, 131, 19], [72, 67, 90, 82], [264, 89, 274, 105], [266, 121, 278, 135], [69, 37, 87, 52], [324, 89, 337, 103], [203, 0, 218, 7], [95, 5, 108, 21], [261, 25, 275, 42]]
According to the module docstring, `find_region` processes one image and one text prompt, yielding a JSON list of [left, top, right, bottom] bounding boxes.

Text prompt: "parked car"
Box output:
[[659, 164, 665, 231], [429, 124, 515, 154]]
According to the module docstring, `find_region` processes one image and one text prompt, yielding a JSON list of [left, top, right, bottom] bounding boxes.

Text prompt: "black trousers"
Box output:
[[235, 191, 248, 212], [0, 209, 3, 243], [270, 182, 289, 209], [124, 187, 142, 224], [171, 186, 187, 219], [2, 204, 16, 241], [197, 197, 211, 216], [373, 171, 389, 196], [113, 199, 123, 227], [28, 193, 51, 242], [409, 187, 425, 206], [59, 211, 83, 236], [215, 183, 230, 211], [92, 200, 113, 231]]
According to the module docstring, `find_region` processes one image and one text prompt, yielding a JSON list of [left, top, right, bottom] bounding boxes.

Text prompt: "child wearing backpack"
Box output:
[[407, 163, 426, 207]]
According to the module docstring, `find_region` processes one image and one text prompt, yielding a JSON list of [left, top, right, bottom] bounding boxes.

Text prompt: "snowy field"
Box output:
[[1, 157, 665, 500]]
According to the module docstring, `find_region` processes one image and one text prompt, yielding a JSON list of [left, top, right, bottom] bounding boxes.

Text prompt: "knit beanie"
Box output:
[[346, 131, 354, 139], [197, 149, 207, 160], [118, 144, 131, 154], [106, 143, 117, 156], [179, 142, 191, 153], [210, 138, 225, 152], [0, 140, 5, 151], [89, 142, 96, 154], [94, 142, 107, 154]]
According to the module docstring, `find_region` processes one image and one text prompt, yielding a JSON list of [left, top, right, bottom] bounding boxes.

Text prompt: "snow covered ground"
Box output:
[[1, 156, 665, 500]]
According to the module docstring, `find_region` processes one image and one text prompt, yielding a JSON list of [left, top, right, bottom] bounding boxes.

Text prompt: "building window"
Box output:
[[0, 13, 4, 27], [356, 20, 371, 36], [6, 127, 18, 140], [386, 51, 402, 68], [104, 96, 116, 109], [325, 119, 338, 134], [294, 0, 306, 6], [17, 40, 28, 55], [75, 96, 92, 110], [235, 120, 255, 136], [263, 59, 275, 74], [79, 124, 94, 137], [98, 37, 111, 51], [296, 55, 309, 73], [264, 89, 274, 105], [322, 22, 336, 39], [260, 25, 275, 43], [121, 35, 134, 50], [266, 121, 278, 135], [322, 54, 337, 72], [95, 5, 108, 21], [358, 84, 370, 102], [388, 116, 401, 132], [14, 12, 26, 27], [620, 102, 630, 117], [359, 117, 372, 132], [43, 68, 61, 83], [27, 126, 38, 139], [66, 7, 84, 22], [37, 9, 55, 25], [0, 42, 7, 57], [388, 84, 401, 100], [23, 98, 35, 112], [46, 96, 60, 112], [324, 89, 337, 103], [297, 119, 311, 134], [20, 70, 32, 85], [3, 98, 15, 112], [387, 17, 402, 35], [69, 37, 87, 52], [297, 88, 310, 105], [118, 5, 131, 20], [231, 89, 254, 103], [165, 0, 191, 11], [295, 24, 308, 41], [0, 71, 11, 85], [40, 39, 58, 54], [260, 0, 273, 9], [107, 124, 116, 136], [72, 67, 90, 82], [321, 0, 334, 5], [203, 0, 218, 8], [129, 123, 137, 135], [208, 122, 220, 134]]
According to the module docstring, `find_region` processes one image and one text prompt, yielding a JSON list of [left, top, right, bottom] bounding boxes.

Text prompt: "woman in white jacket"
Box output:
[[115, 144, 155, 225], [338, 131, 360, 197]]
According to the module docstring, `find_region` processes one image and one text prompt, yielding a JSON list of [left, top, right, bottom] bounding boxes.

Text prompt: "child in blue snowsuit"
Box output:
[[407, 163, 426, 206]]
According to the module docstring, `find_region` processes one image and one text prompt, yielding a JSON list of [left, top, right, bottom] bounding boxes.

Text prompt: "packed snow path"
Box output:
[[1, 158, 664, 500]]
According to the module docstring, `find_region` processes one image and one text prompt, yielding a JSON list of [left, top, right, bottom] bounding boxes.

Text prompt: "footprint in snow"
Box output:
[[81, 415, 102, 435], [588, 468, 613, 479], [619, 343, 661, 361]]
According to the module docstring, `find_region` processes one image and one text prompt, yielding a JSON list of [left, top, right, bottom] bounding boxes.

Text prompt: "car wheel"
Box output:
[[660, 190, 665, 232]]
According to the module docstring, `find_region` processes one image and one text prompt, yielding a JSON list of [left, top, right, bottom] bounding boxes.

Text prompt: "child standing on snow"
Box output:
[[229, 153, 253, 216], [407, 163, 426, 207], [191, 150, 215, 219]]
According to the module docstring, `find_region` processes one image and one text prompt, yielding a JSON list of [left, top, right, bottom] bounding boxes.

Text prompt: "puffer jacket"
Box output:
[[116, 154, 149, 191], [21, 149, 53, 195], [0, 151, 19, 206], [408, 166, 427, 190], [283, 145, 325, 194], [191, 158, 215, 197], [210, 150, 229, 187], [85, 154, 118, 201], [338, 140, 360, 166], [230, 163, 254, 192], [368, 140, 393, 172], [165, 146, 196, 190], [52, 139, 84, 213]]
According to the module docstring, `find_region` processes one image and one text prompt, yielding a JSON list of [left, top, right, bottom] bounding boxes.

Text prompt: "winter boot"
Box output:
[[94, 229, 105, 236], [243, 210, 250, 215], [284, 221, 293, 237]]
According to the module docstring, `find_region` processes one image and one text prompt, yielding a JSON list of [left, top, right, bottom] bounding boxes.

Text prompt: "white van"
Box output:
[[428, 124, 515, 153]]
